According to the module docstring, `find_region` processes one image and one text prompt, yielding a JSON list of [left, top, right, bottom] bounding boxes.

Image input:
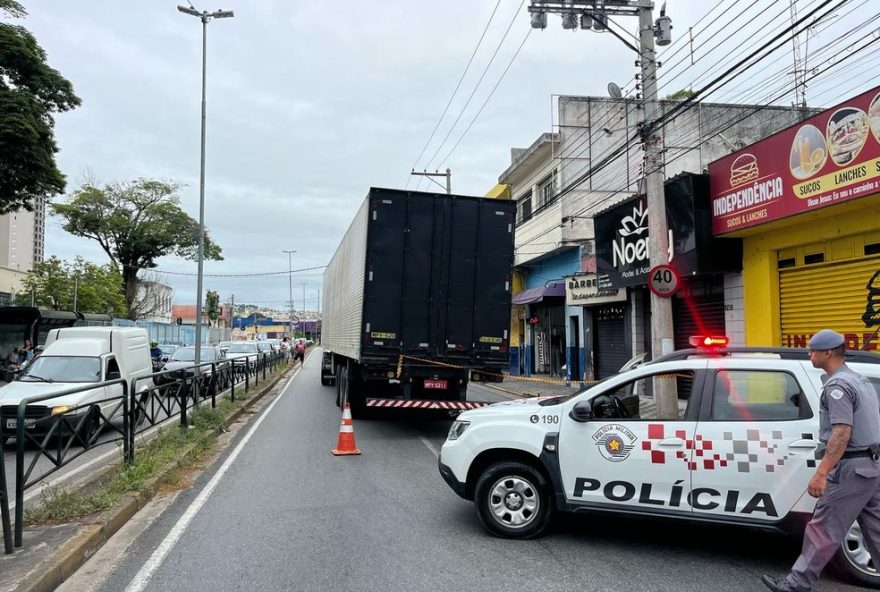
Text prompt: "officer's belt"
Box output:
[[841, 449, 877, 460]]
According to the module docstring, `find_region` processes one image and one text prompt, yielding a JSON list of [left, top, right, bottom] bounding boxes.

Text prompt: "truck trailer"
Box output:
[[321, 188, 515, 415]]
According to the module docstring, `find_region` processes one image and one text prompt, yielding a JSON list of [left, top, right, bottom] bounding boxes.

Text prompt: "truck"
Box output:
[[321, 187, 516, 416]]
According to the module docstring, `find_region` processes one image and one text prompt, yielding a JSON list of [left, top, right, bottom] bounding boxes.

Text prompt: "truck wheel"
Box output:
[[474, 461, 552, 539], [833, 522, 880, 588]]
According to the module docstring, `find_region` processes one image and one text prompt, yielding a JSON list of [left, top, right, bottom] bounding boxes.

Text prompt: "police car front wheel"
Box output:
[[475, 461, 552, 539]]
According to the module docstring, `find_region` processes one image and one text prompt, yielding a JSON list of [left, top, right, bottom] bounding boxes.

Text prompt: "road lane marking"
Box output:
[[124, 369, 297, 592], [420, 436, 439, 458]]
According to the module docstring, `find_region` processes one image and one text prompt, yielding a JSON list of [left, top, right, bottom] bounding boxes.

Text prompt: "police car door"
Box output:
[[558, 360, 707, 513], [689, 360, 819, 523]]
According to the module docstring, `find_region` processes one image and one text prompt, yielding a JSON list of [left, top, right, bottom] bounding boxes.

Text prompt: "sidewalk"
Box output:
[[482, 372, 585, 399]]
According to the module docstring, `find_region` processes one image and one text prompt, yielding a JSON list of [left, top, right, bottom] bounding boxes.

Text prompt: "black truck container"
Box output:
[[321, 188, 515, 415]]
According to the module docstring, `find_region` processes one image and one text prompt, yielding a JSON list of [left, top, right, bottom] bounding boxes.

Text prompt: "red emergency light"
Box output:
[[689, 335, 730, 348]]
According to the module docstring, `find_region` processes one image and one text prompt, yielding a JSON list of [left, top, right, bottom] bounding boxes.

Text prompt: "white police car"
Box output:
[[438, 341, 880, 588]]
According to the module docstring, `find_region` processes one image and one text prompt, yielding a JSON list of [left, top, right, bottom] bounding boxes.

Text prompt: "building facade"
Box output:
[[0, 198, 46, 272], [709, 85, 880, 350], [502, 96, 814, 380]]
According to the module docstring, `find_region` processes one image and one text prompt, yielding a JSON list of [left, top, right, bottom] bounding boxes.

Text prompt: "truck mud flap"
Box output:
[[365, 398, 489, 410]]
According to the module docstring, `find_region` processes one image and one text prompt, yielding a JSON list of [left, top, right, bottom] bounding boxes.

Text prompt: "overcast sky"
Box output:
[[21, 0, 877, 312]]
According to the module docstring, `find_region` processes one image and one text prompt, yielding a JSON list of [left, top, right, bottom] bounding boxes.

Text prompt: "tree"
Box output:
[[15, 256, 126, 316], [0, 1, 81, 214], [205, 290, 220, 326], [665, 88, 697, 101], [51, 179, 223, 320]]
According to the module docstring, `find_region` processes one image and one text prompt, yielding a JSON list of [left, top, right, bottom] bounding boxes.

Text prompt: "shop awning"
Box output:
[[511, 282, 566, 305]]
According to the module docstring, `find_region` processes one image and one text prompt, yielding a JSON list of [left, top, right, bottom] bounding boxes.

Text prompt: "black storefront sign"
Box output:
[[595, 174, 742, 288]]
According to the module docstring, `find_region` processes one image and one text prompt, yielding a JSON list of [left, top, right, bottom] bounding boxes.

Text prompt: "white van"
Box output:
[[0, 327, 154, 443]]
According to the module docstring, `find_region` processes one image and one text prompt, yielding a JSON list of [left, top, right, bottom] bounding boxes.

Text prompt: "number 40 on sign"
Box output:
[[648, 264, 680, 297]]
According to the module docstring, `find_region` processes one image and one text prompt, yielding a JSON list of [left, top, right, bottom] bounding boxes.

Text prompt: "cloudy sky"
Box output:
[[21, 0, 877, 312]]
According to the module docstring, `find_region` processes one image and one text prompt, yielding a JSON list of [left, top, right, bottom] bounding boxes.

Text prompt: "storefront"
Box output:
[[709, 86, 880, 349], [512, 249, 579, 376], [594, 173, 743, 369], [564, 273, 628, 381]]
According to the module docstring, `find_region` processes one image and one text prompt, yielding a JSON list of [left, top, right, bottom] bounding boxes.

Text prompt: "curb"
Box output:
[[8, 363, 294, 592]]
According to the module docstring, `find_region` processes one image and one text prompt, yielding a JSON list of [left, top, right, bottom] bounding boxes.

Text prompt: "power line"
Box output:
[[122, 263, 327, 278], [405, 0, 503, 189]]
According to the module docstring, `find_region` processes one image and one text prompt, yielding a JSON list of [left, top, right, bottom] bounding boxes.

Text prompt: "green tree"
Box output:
[[665, 88, 697, 101], [15, 256, 126, 315], [0, 0, 81, 214], [205, 290, 220, 326], [51, 179, 223, 320]]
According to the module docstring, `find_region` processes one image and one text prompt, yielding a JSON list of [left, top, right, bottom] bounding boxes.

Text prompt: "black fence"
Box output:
[[1, 351, 285, 554]]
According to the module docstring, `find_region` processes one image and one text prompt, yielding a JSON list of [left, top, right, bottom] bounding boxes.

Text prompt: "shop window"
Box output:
[[804, 253, 825, 265], [777, 257, 796, 269], [710, 370, 809, 421], [865, 242, 880, 256]]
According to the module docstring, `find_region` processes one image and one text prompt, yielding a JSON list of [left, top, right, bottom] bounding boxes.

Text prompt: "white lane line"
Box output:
[[420, 436, 439, 458], [124, 369, 297, 592]]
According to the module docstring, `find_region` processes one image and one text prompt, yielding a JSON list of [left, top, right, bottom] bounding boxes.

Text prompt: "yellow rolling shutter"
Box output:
[[779, 256, 880, 349]]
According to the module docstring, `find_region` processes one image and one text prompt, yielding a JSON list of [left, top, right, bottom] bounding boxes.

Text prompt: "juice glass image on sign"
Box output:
[[789, 124, 827, 179]]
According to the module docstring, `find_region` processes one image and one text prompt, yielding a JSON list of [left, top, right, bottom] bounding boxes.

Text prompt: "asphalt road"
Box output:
[[58, 353, 865, 592]]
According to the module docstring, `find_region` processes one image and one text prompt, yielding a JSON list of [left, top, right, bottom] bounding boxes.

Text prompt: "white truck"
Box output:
[[0, 327, 154, 443]]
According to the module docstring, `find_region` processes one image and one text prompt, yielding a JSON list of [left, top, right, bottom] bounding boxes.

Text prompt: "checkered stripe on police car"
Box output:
[[643, 424, 818, 472]]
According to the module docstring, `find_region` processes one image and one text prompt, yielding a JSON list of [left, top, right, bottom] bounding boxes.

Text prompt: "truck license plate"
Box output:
[[424, 380, 447, 389], [5, 418, 37, 430]]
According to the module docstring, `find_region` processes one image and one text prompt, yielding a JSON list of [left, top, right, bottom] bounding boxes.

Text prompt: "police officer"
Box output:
[[762, 330, 880, 592]]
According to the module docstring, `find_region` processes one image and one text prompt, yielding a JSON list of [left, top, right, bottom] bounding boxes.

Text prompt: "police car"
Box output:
[[438, 339, 880, 588]]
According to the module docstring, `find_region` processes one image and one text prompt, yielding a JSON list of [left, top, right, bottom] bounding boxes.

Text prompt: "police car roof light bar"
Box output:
[[689, 335, 730, 348]]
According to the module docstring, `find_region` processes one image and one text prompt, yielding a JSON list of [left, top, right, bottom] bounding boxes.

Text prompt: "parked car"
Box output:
[[157, 344, 179, 363], [256, 341, 275, 355], [156, 345, 224, 385], [225, 341, 260, 361]]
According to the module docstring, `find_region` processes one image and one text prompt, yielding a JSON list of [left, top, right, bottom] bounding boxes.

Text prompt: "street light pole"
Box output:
[[177, 4, 234, 367], [283, 250, 296, 339]]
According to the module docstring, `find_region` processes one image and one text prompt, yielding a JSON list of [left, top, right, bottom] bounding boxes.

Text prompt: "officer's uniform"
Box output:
[[781, 331, 880, 591]]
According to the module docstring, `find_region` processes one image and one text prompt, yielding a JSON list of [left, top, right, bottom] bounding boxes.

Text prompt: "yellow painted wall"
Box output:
[[510, 271, 525, 347], [484, 184, 511, 200], [743, 194, 880, 345]]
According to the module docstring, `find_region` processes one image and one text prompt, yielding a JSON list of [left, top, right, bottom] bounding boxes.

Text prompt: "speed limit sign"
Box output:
[[648, 264, 680, 297]]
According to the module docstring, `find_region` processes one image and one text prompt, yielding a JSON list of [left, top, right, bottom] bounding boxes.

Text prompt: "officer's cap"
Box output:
[[808, 329, 844, 350]]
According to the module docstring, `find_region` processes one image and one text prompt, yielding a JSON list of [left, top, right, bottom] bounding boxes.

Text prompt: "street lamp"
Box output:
[[177, 4, 234, 367], [283, 250, 296, 339]]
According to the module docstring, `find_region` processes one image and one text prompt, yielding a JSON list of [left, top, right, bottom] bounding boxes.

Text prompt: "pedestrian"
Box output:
[[761, 329, 880, 592], [293, 339, 305, 366], [19, 339, 33, 365], [280, 336, 291, 365]]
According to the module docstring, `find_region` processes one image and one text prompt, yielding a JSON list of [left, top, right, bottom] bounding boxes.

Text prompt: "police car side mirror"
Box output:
[[569, 400, 594, 423]]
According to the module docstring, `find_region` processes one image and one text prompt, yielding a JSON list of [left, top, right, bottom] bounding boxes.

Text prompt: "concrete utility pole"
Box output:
[[283, 250, 296, 339], [409, 168, 452, 194], [528, 0, 677, 417]]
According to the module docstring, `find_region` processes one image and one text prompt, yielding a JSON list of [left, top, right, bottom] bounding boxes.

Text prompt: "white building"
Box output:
[[503, 96, 814, 381], [0, 198, 46, 303]]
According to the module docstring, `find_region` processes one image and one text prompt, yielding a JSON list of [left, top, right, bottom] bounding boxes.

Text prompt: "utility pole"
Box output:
[[72, 274, 78, 311], [528, 0, 677, 417], [283, 250, 296, 339], [409, 168, 451, 194]]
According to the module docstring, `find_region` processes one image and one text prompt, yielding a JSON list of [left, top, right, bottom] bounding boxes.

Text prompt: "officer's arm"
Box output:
[[817, 424, 852, 477]]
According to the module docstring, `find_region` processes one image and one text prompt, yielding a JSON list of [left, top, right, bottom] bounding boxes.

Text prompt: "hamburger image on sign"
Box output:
[[826, 107, 868, 166], [729, 153, 759, 187], [869, 92, 880, 142]]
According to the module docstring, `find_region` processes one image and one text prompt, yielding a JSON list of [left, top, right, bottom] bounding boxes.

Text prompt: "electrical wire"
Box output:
[[405, 0, 503, 189]]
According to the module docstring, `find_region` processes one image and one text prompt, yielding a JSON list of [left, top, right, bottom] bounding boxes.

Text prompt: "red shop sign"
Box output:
[[709, 86, 880, 235]]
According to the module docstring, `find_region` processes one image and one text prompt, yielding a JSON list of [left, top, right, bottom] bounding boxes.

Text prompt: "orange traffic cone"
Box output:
[[331, 403, 361, 456]]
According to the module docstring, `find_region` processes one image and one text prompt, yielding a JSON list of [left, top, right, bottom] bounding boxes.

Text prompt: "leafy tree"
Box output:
[[205, 290, 220, 326], [0, 1, 81, 213], [15, 256, 126, 315], [51, 179, 223, 320], [665, 88, 697, 101]]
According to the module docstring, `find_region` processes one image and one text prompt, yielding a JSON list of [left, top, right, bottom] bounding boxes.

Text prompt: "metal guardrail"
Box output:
[[1, 350, 285, 554]]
